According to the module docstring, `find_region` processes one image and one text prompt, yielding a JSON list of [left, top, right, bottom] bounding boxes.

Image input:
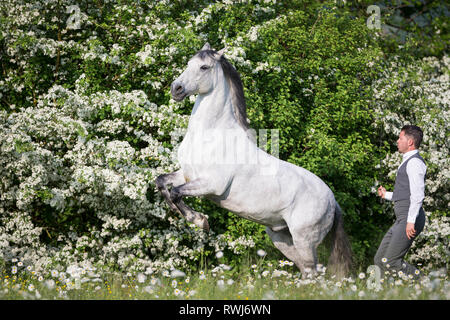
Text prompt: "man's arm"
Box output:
[[405, 158, 427, 239], [406, 158, 427, 223]]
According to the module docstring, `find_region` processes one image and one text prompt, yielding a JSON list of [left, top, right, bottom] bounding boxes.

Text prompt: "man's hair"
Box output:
[[401, 125, 423, 149]]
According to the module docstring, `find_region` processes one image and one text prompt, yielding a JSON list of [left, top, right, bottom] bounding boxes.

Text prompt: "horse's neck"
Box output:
[[189, 80, 238, 130]]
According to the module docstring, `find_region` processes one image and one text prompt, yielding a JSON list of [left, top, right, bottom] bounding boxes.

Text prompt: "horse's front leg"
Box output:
[[155, 170, 185, 214], [170, 178, 219, 231], [155, 171, 210, 231]]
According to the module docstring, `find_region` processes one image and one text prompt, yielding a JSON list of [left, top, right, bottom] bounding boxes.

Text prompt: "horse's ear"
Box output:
[[201, 43, 211, 51], [217, 47, 226, 58]]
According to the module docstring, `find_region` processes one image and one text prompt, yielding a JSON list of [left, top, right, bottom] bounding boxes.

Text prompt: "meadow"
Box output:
[[1, 254, 448, 300]]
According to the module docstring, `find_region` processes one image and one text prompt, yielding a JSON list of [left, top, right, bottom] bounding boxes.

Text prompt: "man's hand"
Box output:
[[406, 223, 416, 240], [377, 186, 386, 199]]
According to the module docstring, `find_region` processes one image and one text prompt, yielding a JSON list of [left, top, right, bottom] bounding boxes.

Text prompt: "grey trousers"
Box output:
[[374, 200, 426, 278]]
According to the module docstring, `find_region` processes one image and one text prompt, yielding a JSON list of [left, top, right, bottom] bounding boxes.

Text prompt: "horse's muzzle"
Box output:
[[171, 81, 186, 101]]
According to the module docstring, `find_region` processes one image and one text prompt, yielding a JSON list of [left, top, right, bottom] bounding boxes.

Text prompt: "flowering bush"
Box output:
[[0, 0, 448, 279], [372, 55, 449, 270], [408, 213, 449, 272], [1, 0, 277, 276], [373, 55, 449, 210]]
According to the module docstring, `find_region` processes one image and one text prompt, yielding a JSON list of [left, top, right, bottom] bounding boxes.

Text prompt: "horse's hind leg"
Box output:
[[289, 219, 334, 277], [267, 226, 319, 277], [287, 201, 335, 277], [265, 227, 307, 273], [291, 233, 319, 277]]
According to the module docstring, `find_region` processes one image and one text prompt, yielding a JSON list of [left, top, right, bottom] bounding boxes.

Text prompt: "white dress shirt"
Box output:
[[385, 150, 427, 223]]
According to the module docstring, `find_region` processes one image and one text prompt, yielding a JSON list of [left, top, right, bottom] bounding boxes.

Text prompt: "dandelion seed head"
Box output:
[[44, 279, 55, 290], [170, 269, 186, 278], [137, 273, 146, 283], [257, 249, 266, 257], [188, 289, 197, 297], [144, 285, 154, 294]]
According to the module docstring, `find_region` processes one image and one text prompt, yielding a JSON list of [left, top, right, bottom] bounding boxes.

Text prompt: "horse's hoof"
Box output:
[[191, 215, 210, 232], [194, 217, 209, 232], [203, 218, 210, 232]]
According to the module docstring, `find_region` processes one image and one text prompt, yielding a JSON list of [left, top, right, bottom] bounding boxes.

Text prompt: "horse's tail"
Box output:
[[328, 202, 353, 278]]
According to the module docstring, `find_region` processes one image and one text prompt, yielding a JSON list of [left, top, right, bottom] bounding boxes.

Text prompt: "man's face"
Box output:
[[397, 130, 413, 153]]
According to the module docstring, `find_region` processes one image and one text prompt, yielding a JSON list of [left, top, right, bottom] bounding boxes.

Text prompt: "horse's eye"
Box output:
[[200, 65, 210, 71]]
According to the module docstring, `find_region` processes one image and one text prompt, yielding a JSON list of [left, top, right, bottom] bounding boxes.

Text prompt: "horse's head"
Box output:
[[171, 43, 225, 102]]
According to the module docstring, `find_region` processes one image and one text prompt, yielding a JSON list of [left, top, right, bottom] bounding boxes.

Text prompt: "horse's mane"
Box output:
[[196, 50, 250, 131]]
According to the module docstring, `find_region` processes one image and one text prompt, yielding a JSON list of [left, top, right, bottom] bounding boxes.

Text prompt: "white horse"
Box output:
[[156, 43, 352, 276]]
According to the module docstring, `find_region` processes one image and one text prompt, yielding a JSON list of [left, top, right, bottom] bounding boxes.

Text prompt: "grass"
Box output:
[[0, 259, 448, 300]]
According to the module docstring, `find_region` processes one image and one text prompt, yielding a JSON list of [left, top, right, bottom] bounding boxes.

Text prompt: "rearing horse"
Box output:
[[156, 43, 352, 276]]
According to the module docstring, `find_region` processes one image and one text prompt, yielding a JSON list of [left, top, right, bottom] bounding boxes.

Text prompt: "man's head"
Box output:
[[397, 125, 423, 153]]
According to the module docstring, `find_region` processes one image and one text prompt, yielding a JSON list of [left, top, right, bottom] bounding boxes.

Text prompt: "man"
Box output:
[[375, 125, 427, 278]]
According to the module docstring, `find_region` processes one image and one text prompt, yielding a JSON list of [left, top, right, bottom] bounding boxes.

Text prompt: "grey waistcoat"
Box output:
[[392, 152, 426, 202]]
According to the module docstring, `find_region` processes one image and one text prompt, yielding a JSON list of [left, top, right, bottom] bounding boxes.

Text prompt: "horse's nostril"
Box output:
[[175, 85, 184, 94], [171, 82, 185, 97]]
